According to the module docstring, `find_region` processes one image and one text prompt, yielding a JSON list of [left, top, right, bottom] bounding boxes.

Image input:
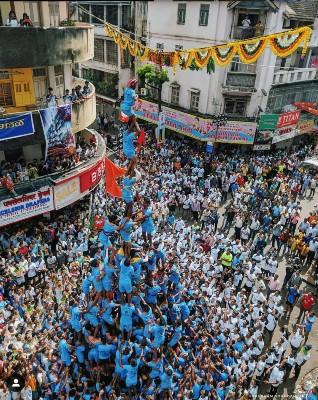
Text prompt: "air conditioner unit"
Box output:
[[141, 88, 148, 96]]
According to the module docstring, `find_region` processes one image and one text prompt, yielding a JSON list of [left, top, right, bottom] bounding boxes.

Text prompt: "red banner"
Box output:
[[277, 110, 301, 128], [294, 102, 318, 116], [80, 158, 105, 193]]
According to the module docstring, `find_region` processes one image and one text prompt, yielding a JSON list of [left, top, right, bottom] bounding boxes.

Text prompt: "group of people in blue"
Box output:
[[50, 80, 317, 400]]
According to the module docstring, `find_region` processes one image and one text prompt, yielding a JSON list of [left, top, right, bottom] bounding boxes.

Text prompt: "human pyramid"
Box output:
[[59, 78, 317, 400]]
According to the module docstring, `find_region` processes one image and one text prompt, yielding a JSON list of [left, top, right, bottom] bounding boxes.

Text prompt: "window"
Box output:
[[175, 44, 183, 51], [55, 75, 63, 86], [0, 83, 13, 106], [229, 56, 256, 73], [157, 43, 164, 50], [190, 91, 200, 111], [297, 72, 302, 80], [122, 5, 131, 30], [48, 1, 59, 26], [23, 83, 30, 92], [54, 65, 63, 75], [171, 86, 180, 105], [121, 48, 130, 69], [0, 71, 10, 79], [224, 98, 247, 115], [199, 4, 209, 26], [91, 4, 104, 24], [177, 3, 186, 25], [79, 4, 90, 23], [33, 68, 46, 77], [94, 38, 105, 63], [290, 72, 295, 81], [106, 41, 118, 65], [106, 5, 118, 25], [15, 84, 22, 93]]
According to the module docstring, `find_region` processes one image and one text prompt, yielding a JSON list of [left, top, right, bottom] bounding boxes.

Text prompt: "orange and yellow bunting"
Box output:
[[104, 23, 312, 71]]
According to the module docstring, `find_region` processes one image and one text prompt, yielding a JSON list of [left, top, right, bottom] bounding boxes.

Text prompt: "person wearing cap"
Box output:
[[294, 345, 312, 379]]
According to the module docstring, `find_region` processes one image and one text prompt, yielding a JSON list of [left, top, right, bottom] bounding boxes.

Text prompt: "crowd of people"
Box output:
[[46, 81, 92, 108], [0, 118, 318, 399], [5, 10, 33, 27], [0, 139, 96, 192]]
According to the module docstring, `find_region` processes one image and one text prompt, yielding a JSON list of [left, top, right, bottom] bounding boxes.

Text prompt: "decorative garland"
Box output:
[[105, 23, 312, 71]]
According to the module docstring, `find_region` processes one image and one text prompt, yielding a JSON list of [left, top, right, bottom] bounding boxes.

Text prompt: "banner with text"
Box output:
[[133, 99, 256, 144], [80, 158, 105, 193], [0, 187, 54, 227], [0, 112, 34, 141], [39, 104, 75, 159]]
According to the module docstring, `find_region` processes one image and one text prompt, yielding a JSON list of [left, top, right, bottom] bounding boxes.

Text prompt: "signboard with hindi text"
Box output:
[[0, 187, 54, 227], [133, 98, 256, 144], [0, 112, 34, 141]]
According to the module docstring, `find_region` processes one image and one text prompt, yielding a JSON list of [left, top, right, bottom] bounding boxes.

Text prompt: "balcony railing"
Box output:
[[0, 23, 94, 68], [272, 68, 318, 85], [0, 131, 106, 202], [223, 72, 257, 93], [232, 25, 265, 40], [71, 78, 96, 133]]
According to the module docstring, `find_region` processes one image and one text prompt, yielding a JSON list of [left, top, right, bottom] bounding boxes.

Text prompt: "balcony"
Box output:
[[272, 68, 318, 85], [0, 131, 106, 203], [223, 72, 257, 94], [232, 25, 265, 40], [71, 78, 96, 133], [0, 23, 94, 68]]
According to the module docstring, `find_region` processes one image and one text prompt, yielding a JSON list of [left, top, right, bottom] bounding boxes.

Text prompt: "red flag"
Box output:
[[105, 157, 126, 198], [137, 130, 145, 152]]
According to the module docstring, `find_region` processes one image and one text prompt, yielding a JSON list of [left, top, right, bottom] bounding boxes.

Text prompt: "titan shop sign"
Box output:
[[80, 158, 105, 193], [277, 110, 301, 128]]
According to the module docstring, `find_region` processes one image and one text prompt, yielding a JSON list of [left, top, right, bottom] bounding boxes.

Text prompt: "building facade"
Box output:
[[73, 0, 148, 113], [145, 0, 318, 121], [0, 0, 96, 166]]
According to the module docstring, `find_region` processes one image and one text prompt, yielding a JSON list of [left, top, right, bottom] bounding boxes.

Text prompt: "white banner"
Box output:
[[0, 187, 54, 227], [53, 176, 81, 209]]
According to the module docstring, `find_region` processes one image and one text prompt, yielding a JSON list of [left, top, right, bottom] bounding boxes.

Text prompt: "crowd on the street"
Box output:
[[0, 126, 318, 399]]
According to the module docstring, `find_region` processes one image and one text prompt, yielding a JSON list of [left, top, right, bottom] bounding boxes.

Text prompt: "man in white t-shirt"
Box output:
[[265, 364, 284, 396]]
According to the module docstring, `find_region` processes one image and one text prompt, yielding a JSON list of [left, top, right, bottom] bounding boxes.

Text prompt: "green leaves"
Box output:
[[137, 64, 169, 89]]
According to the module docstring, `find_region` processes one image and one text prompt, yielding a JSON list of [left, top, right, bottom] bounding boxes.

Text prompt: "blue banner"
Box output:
[[39, 104, 75, 159], [0, 113, 34, 141]]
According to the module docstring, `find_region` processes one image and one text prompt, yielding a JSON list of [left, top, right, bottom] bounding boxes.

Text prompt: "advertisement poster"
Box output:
[[277, 110, 301, 128], [0, 187, 53, 227], [54, 176, 81, 209], [0, 112, 34, 141], [39, 104, 75, 158], [133, 99, 256, 144]]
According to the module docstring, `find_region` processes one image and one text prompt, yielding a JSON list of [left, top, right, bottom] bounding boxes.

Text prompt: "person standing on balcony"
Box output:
[[241, 15, 251, 39], [254, 20, 264, 37], [6, 10, 19, 27], [20, 13, 33, 27], [46, 87, 58, 107], [82, 80, 91, 97]]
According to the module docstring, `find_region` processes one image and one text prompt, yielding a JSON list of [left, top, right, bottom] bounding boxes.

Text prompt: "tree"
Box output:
[[137, 64, 169, 112]]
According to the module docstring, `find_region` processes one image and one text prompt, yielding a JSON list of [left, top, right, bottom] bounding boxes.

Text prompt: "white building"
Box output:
[[73, 0, 148, 112], [146, 0, 318, 119]]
